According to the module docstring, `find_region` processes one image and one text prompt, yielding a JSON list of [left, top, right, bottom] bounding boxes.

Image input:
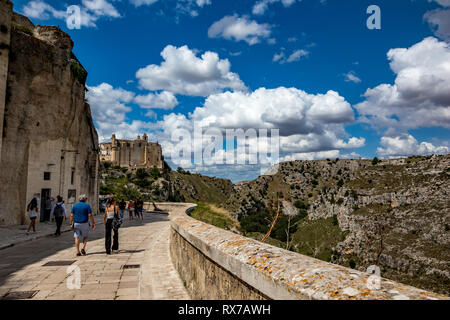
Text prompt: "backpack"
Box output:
[[54, 204, 64, 218]]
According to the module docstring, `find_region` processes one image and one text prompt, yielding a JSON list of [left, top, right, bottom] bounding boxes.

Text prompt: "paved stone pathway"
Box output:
[[0, 207, 190, 300]]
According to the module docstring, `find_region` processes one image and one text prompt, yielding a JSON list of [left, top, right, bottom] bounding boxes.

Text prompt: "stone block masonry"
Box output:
[[169, 204, 449, 300], [100, 133, 164, 170]]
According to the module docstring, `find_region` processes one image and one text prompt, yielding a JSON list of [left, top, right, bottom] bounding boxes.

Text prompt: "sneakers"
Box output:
[[81, 249, 86, 256]]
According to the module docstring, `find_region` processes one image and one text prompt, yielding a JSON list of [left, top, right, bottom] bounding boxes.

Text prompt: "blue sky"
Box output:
[[14, 0, 450, 181]]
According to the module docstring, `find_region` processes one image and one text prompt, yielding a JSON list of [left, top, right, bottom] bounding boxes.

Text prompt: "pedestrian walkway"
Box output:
[[0, 217, 86, 250], [0, 206, 190, 300]]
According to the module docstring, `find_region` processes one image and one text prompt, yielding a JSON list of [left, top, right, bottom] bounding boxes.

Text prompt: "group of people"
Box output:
[[26, 194, 67, 236], [121, 198, 144, 221], [26, 193, 147, 257]]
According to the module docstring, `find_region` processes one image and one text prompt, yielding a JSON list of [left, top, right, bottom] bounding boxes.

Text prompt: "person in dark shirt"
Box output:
[[135, 198, 144, 220], [118, 199, 126, 219], [70, 194, 96, 257], [51, 195, 67, 236]]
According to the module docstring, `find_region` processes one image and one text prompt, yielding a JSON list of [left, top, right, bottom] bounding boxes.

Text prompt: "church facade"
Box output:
[[100, 134, 164, 169]]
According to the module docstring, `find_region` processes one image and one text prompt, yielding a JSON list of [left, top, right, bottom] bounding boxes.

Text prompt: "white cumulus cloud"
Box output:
[[355, 37, 450, 130], [86, 83, 135, 126], [377, 134, 449, 157], [208, 15, 272, 45], [252, 0, 297, 15], [136, 45, 247, 96], [134, 91, 179, 110]]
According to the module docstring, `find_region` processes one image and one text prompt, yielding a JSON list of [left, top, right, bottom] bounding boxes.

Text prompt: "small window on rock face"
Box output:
[[44, 172, 51, 180]]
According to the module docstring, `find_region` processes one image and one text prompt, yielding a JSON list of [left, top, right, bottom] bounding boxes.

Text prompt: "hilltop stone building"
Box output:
[[0, 0, 99, 225], [100, 134, 164, 169]]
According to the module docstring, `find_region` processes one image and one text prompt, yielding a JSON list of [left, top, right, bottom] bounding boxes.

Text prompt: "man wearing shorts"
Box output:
[[70, 194, 96, 257]]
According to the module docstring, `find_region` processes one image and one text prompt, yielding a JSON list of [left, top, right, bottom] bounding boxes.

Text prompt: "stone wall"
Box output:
[[100, 134, 164, 169], [0, 7, 99, 225], [0, 0, 12, 162], [169, 204, 448, 300]]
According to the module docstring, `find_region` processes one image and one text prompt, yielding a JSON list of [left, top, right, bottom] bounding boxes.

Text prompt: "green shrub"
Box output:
[[240, 210, 270, 234], [136, 168, 148, 179], [71, 61, 87, 84], [12, 24, 33, 35], [349, 259, 356, 269], [271, 214, 304, 242], [332, 215, 339, 226], [151, 166, 160, 179], [99, 185, 115, 195], [134, 178, 151, 188], [294, 200, 308, 210], [372, 157, 381, 165]]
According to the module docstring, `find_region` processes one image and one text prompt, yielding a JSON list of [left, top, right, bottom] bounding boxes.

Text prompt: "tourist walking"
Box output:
[[118, 199, 126, 219], [51, 196, 67, 236], [128, 200, 134, 220], [43, 195, 54, 223], [104, 198, 122, 254], [70, 194, 96, 257], [26, 194, 40, 234], [135, 198, 144, 220]]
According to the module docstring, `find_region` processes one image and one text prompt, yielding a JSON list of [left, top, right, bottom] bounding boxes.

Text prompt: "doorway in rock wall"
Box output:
[[40, 188, 51, 222]]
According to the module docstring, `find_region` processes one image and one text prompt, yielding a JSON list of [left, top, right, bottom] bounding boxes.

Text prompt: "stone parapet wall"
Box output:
[[168, 203, 449, 300]]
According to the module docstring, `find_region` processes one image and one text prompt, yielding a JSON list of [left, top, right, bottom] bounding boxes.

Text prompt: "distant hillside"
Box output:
[[99, 162, 233, 205], [223, 154, 450, 295], [169, 170, 233, 204]]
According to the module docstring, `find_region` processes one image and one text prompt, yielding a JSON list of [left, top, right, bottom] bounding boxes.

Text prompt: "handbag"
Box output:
[[112, 206, 122, 230]]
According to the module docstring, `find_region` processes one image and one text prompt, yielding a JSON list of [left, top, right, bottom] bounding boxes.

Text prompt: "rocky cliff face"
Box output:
[[0, 9, 98, 225], [223, 155, 450, 295]]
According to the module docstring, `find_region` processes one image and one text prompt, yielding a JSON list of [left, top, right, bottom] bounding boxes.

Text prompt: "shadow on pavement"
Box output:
[[0, 211, 170, 289]]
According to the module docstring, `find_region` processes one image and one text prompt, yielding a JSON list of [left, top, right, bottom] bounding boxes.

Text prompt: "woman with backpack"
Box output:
[[104, 198, 122, 254], [51, 196, 67, 236]]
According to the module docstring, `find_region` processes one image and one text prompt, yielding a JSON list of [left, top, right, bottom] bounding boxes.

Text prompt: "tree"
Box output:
[[261, 192, 284, 243], [372, 157, 381, 165], [281, 200, 298, 250], [136, 168, 148, 179], [151, 166, 160, 179]]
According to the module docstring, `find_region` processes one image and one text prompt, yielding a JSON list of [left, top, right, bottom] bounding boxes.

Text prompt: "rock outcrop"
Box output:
[[0, 3, 99, 225]]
